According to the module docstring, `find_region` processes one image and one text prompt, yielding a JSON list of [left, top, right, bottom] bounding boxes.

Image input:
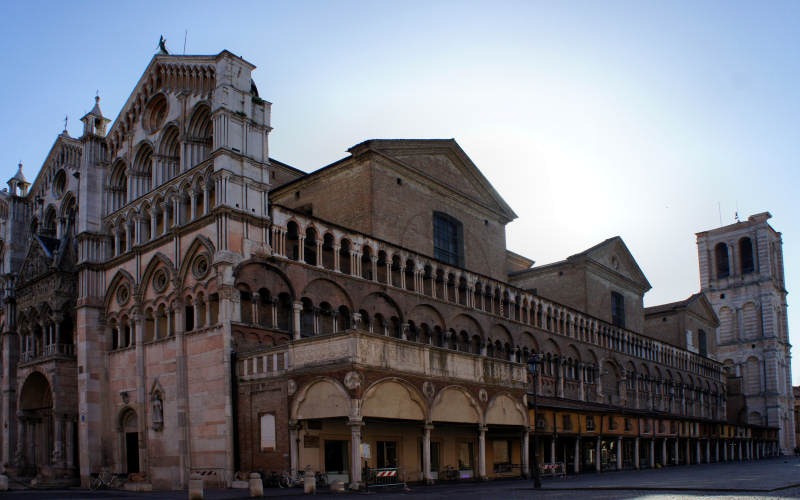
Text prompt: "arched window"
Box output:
[[158, 125, 180, 183], [715, 242, 729, 279], [109, 160, 128, 212], [133, 144, 153, 197], [42, 206, 57, 236], [739, 237, 754, 274], [187, 104, 212, 169]]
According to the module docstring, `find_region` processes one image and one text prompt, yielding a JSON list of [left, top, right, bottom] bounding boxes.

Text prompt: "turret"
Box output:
[[7, 163, 29, 197], [81, 95, 110, 137]]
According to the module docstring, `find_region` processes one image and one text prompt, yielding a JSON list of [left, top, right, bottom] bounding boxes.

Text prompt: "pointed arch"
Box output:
[[104, 269, 137, 310], [139, 252, 176, 300], [178, 235, 215, 286]]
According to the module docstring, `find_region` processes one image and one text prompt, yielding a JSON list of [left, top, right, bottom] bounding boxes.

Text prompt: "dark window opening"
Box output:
[[377, 440, 398, 468], [739, 237, 754, 274], [698, 329, 708, 357], [715, 242, 729, 279], [611, 292, 625, 328], [433, 212, 463, 266], [324, 440, 348, 472]]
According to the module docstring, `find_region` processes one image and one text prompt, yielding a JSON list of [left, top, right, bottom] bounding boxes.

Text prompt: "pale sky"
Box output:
[[1, 1, 798, 380]]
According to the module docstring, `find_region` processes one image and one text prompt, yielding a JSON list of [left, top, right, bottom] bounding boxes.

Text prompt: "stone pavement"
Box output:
[[4, 457, 800, 499]]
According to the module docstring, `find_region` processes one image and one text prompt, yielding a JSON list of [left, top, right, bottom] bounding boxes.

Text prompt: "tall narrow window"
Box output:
[[715, 242, 729, 279], [433, 212, 463, 266], [611, 291, 625, 328], [260, 413, 276, 451], [698, 329, 707, 357], [739, 237, 754, 274]]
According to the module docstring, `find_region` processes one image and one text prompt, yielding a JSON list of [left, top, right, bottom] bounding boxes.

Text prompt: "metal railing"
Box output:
[[365, 467, 406, 488]]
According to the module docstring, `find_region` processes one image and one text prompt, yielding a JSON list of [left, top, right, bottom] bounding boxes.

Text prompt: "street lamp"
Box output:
[[527, 354, 542, 489]]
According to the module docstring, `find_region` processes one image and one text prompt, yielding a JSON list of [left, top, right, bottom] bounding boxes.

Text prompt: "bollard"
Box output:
[[303, 468, 316, 494], [249, 472, 263, 497], [188, 473, 204, 500]]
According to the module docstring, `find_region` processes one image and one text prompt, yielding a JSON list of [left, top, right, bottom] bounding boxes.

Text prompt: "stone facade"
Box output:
[[696, 213, 795, 454], [0, 48, 785, 491]]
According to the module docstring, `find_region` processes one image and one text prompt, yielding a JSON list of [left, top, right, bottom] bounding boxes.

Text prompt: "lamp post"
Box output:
[[527, 354, 542, 488]]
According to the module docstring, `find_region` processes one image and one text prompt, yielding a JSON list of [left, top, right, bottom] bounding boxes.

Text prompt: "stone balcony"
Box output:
[[19, 343, 76, 365], [237, 328, 528, 389]]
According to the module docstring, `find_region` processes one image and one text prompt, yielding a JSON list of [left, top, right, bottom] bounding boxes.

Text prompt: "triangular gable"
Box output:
[[570, 236, 652, 292], [27, 134, 82, 200], [107, 50, 249, 155], [686, 293, 720, 327], [17, 237, 55, 285], [349, 139, 517, 222]]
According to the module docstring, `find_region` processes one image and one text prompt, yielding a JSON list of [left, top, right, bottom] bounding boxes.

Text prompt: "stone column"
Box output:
[[333, 245, 340, 272], [673, 439, 679, 465], [53, 415, 65, 467], [616, 437, 622, 470], [288, 421, 299, 478], [695, 440, 701, 464], [634, 437, 640, 469], [150, 209, 158, 240], [595, 437, 601, 472], [522, 429, 530, 478], [66, 419, 75, 469], [649, 439, 655, 468], [574, 436, 580, 474], [15, 412, 26, 467], [348, 420, 363, 489], [715, 440, 719, 462], [133, 310, 147, 474], [478, 426, 487, 480], [705, 440, 710, 463], [292, 302, 302, 340], [662, 438, 667, 466], [686, 438, 691, 465], [423, 424, 433, 484], [550, 437, 556, 464], [2, 328, 19, 469], [190, 190, 198, 220], [723, 440, 728, 461]]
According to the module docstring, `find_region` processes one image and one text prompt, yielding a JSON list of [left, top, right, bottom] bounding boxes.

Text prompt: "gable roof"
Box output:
[[271, 138, 517, 223], [350, 139, 517, 222], [512, 236, 652, 292], [106, 50, 252, 155], [645, 292, 720, 326]]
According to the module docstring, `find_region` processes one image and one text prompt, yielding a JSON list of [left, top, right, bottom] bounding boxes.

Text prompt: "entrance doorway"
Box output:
[[324, 440, 348, 473], [121, 410, 140, 474]]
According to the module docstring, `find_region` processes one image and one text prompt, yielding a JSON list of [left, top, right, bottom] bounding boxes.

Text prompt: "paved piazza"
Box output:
[[3, 457, 800, 499]]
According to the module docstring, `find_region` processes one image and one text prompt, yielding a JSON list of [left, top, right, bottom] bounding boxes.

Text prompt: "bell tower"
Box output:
[[696, 212, 794, 454]]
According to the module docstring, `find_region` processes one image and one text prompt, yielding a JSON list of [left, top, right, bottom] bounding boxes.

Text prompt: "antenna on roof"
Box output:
[[63, 115, 68, 134], [735, 201, 740, 222], [183, 30, 188, 55]]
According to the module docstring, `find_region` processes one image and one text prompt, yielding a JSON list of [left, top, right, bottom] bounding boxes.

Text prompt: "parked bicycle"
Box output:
[[89, 468, 125, 490]]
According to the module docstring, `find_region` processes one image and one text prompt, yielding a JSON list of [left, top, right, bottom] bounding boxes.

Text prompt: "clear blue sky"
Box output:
[[1, 1, 799, 379]]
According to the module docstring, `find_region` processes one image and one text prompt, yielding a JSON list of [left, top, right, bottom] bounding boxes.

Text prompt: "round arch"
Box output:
[[431, 386, 481, 425], [362, 378, 427, 421], [291, 377, 351, 420]]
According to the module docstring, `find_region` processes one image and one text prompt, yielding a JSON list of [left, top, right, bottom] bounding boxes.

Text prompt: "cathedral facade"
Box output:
[[0, 49, 787, 490]]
